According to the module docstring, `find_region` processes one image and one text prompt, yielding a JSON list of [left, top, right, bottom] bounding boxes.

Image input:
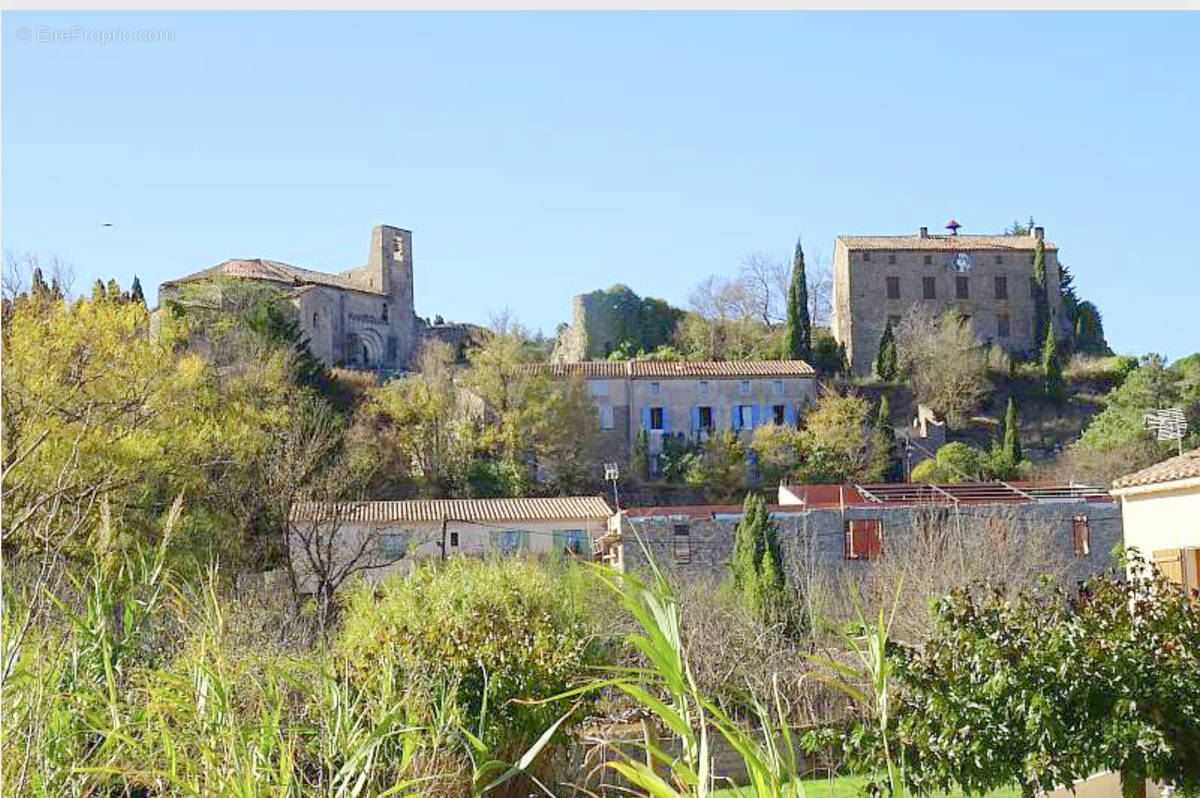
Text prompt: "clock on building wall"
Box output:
[[948, 252, 973, 273]]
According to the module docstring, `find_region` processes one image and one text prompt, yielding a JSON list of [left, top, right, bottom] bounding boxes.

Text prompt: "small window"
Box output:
[[773, 405, 786, 425], [381, 303, 388, 322], [649, 381, 661, 396], [378, 532, 410, 559], [887, 254, 896, 265], [887, 315, 901, 328], [554, 529, 585, 557], [923, 255, 932, 265], [923, 276, 937, 300], [995, 254, 1004, 265], [845, 519, 883, 560], [673, 524, 691, 564], [498, 530, 528, 556], [739, 380, 751, 395], [312, 312, 319, 327], [650, 407, 664, 430], [600, 406, 615, 429], [590, 380, 609, 396], [773, 379, 784, 394], [698, 380, 709, 394], [886, 276, 900, 299], [450, 531, 459, 547], [956, 276, 969, 299], [698, 406, 713, 430], [1072, 517, 1090, 557], [997, 313, 1011, 338], [994, 276, 1008, 300], [863, 252, 872, 262]]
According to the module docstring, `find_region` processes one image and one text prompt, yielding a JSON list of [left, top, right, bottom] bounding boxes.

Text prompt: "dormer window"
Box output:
[[381, 303, 388, 322]]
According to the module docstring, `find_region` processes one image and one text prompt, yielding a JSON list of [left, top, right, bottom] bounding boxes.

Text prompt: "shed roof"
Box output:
[[1111, 448, 1200, 490], [290, 496, 613, 524]]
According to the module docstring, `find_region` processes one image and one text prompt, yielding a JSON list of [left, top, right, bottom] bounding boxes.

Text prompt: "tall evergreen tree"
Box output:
[[731, 493, 787, 622], [1041, 325, 1063, 401], [130, 275, 145, 306], [1032, 237, 1050, 355], [31, 268, 48, 299], [92, 279, 106, 304], [875, 320, 898, 381], [783, 237, 812, 362], [107, 279, 122, 304], [1003, 396, 1022, 465]]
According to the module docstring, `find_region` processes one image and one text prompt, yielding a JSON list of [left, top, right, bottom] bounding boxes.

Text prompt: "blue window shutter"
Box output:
[[761, 404, 770, 427], [690, 406, 700, 430], [731, 405, 740, 430], [785, 404, 796, 426], [640, 407, 650, 430], [661, 408, 670, 433], [750, 405, 760, 428]]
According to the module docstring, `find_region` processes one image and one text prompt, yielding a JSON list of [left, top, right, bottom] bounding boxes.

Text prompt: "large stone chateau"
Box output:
[[832, 222, 1069, 375], [161, 225, 480, 369]]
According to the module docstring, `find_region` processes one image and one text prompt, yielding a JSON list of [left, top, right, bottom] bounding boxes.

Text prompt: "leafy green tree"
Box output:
[[874, 320, 898, 381], [1073, 300, 1109, 355], [894, 305, 990, 428], [685, 429, 747, 501], [91, 278, 106, 304], [810, 333, 848, 376], [783, 238, 812, 361], [731, 493, 788, 624], [1002, 395, 1022, 465], [795, 391, 891, 483], [107, 278, 122, 303], [867, 552, 1200, 798], [910, 441, 989, 483]]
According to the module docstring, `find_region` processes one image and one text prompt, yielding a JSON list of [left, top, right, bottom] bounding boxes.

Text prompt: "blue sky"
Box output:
[[3, 12, 1197, 359]]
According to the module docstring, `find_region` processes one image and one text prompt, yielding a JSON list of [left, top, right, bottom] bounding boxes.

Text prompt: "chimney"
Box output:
[[1033, 226, 1045, 241], [918, 226, 929, 239]]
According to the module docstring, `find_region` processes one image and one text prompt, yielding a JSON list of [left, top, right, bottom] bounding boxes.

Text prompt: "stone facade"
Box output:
[[551, 285, 683, 363], [832, 224, 1070, 375], [618, 490, 1123, 590], [161, 225, 420, 369], [525, 360, 819, 468]]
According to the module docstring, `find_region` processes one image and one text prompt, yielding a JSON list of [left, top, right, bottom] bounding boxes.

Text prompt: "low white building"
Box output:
[[286, 496, 616, 592], [1111, 447, 1200, 593]]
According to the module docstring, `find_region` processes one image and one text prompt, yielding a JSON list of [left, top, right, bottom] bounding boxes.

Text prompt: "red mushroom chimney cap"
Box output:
[[945, 219, 961, 235]]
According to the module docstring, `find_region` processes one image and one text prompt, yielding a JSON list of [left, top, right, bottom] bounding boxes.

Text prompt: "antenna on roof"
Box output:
[[1144, 408, 1188, 456]]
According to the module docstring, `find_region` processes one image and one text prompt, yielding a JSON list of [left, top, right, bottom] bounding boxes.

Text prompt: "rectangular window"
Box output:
[[923, 255, 932, 265], [449, 531, 459, 547], [673, 524, 691, 563], [995, 254, 1004, 265], [649, 382, 661, 396], [553, 529, 585, 557], [600, 406, 615, 429], [956, 276, 969, 299], [698, 380, 709, 394], [738, 405, 755, 429], [887, 315, 901, 328], [844, 519, 883, 560], [773, 379, 784, 394], [739, 380, 751, 395], [649, 407, 664, 430], [497, 530, 529, 556], [886, 276, 900, 299], [589, 380, 609, 396], [887, 253, 896, 265], [698, 406, 713, 430], [378, 531, 411, 559], [1072, 517, 1090, 557], [773, 405, 786, 425], [863, 251, 872, 262], [923, 276, 937, 299], [997, 313, 1011, 338], [994, 275, 1008, 300]]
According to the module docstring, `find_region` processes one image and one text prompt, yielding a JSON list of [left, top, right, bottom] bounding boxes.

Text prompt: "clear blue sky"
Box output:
[[4, 12, 1197, 359]]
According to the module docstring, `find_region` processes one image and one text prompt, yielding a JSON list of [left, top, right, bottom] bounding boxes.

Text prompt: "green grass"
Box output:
[[712, 774, 1022, 798]]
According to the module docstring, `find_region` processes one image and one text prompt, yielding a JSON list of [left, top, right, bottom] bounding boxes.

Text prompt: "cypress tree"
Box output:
[[92, 279, 106, 304], [1002, 396, 1022, 465], [130, 275, 145, 306], [875, 321, 898, 381], [1041, 324, 1062, 401], [783, 237, 812, 362], [732, 493, 787, 623], [1032, 237, 1049, 355], [31, 268, 48, 298], [732, 493, 764, 592], [877, 393, 892, 435]]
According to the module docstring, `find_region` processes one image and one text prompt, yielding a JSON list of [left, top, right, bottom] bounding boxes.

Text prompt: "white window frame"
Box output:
[[600, 405, 615, 430], [698, 380, 709, 395], [773, 379, 784, 395], [649, 381, 661, 396]]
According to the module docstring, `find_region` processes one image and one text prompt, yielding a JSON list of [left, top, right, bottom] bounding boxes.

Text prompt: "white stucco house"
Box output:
[[1111, 447, 1200, 593]]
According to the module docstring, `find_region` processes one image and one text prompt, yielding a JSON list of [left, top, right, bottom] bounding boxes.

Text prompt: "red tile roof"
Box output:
[[1111, 448, 1200, 490], [527, 360, 816, 379]]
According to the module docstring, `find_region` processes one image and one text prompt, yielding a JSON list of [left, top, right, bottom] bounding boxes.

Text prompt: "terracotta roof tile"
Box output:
[[1112, 448, 1200, 490], [290, 496, 613, 524], [527, 360, 815, 379], [837, 234, 1056, 252], [163, 258, 385, 296]]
